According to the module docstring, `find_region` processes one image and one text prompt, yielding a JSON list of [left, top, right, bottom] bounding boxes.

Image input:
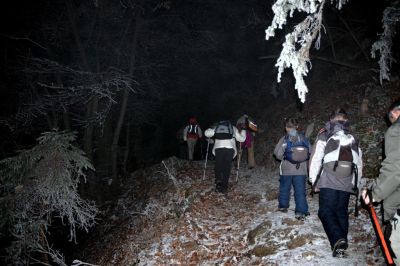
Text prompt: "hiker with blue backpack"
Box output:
[[205, 120, 246, 194], [274, 118, 310, 221], [309, 108, 363, 258]]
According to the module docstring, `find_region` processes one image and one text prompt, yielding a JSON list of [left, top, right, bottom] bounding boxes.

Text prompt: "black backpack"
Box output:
[[214, 121, 233, 140]]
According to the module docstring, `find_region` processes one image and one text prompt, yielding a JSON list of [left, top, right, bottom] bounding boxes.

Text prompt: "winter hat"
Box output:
[[189, 117, 197, 124], [330, 108, 348, 120], [389, 99, 400, 112], [285, 118, 298, 128]]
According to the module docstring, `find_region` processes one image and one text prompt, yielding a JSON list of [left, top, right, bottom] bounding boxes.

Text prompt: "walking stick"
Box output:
[[235, 143, 242, 183], [203, 138, 210, 180], [367, 203, 394, 265]]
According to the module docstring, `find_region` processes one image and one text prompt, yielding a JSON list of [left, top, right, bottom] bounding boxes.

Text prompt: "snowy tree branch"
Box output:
[[371, 6, 400, 84], [265, 0, 350, 102]]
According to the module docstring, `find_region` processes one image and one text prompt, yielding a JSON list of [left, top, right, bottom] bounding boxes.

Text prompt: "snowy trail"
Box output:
[[135, 160, 384, 265]]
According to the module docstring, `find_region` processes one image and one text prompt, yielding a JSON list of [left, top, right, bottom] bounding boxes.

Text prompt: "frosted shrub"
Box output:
[[0, 130, 98, 265], [265, 0, 349, 102], [371, 6, 400, 84]]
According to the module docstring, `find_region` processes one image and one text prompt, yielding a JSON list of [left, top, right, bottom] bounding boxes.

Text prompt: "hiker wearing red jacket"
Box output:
[[183, 117, 202, 161]]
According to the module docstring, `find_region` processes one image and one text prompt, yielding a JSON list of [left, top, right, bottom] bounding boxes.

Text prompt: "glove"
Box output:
[[361, 188, 372, 205]]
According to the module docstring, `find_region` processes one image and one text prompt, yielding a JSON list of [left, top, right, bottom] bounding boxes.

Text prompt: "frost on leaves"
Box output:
[[265, 0, 348, 102], [0, 130, 98, 266], [371, 6, 400, 84]]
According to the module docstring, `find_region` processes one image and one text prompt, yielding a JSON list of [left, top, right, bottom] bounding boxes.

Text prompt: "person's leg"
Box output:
[[187, 139, 196, 160], [279, 175, 293, 210], [219, 148, 234, 193], [247, 144, 255, 168], [335, 190, 351, 243], [390, 212, 400, 265], [293, 175, 309, 215], [318, 188, 344, 248], [214, 149, 224, 191]]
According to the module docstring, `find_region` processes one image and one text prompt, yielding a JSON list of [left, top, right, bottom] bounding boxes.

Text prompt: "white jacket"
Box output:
[[205, 126, 246, 158], [309, 130, 363, 190]]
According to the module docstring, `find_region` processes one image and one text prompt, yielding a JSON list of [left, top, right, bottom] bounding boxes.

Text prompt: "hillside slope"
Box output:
[[82, 158, 384, 265]]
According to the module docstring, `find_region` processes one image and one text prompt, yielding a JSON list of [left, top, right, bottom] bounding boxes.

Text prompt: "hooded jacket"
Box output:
[[371, 118, 400, 218], [309, 121, 363, 193]]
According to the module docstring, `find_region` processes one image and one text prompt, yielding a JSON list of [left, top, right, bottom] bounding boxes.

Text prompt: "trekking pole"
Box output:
[[203, 138, 210, 180], [235, 144, 242, 183], [367, 203, 395, 265]]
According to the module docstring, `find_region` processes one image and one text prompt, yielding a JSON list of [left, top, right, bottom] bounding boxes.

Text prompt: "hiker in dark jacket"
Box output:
[[309, 108, 363, 258], [274, 118, 310, 221], [361, 100, 400, 265]]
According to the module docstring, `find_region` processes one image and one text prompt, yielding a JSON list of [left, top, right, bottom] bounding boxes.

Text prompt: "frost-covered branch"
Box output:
[[16, 58, 137, 127], [265, 0, 349, 102], [0, 130, 98, 265], [371, 6, 400, 84]]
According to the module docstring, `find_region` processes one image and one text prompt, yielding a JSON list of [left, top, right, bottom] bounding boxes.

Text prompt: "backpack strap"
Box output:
[[353, 163, 359, 217]]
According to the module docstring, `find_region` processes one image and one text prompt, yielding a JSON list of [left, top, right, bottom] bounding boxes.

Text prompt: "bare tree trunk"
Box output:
[[122, 123, 131, 175], [111, 12, 142, 181], [66, 0, 98, 161]]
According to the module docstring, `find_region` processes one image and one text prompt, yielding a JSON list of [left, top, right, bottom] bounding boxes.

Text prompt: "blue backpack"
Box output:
[[283, 134, 310, 164]]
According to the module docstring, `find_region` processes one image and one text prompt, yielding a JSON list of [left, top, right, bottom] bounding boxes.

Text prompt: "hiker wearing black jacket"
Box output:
[[309, 109, 363, 258]]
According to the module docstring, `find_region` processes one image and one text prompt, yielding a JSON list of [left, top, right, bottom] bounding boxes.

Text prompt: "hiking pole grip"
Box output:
[[368, 204, 394, 265]]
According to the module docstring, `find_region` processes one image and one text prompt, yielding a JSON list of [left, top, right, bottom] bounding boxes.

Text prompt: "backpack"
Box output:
[[214, 121, 234, 140], [187, 124, 198, 137], [283, 134, 310, 164], [246, 117, 258, 133], [323, 131, 359, 178]]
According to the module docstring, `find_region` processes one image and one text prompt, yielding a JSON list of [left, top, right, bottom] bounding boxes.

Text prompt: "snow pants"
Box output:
[[318, 188, 350, 249], [278, 175, 309, 215], [214, 148, 234, 193]]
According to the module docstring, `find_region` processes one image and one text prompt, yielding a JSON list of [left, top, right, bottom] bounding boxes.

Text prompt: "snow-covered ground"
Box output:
[[132, 160, 385, 266]]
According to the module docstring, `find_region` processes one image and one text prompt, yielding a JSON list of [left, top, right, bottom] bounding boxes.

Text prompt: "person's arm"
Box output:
[[234, 127, 246, 142], [308, 138, 326, 184], [273, 136, 285, 161], [371, 127, 400, 202], [355, 147, 363, 187], [205, 128, 215, 138], [183, 126, 188, 141], [198, 127, 203, 138]]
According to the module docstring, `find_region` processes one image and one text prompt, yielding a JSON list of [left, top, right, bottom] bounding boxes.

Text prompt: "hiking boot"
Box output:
[[279, 208, 288, 213], [295, 213, 306, 221], [332, 238, 348, 258]]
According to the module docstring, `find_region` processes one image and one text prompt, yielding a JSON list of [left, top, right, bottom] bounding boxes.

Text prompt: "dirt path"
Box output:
[[132, 160, 384, 265]]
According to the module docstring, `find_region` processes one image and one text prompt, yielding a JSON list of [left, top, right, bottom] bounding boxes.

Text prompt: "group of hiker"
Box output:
[[180, 114, 257, 193], [275, 104, 399, 262], [179, 99, 400, 263]]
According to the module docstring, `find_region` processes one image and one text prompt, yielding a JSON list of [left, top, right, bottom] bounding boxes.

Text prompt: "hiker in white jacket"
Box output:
[[205, 121, 246, 194]]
